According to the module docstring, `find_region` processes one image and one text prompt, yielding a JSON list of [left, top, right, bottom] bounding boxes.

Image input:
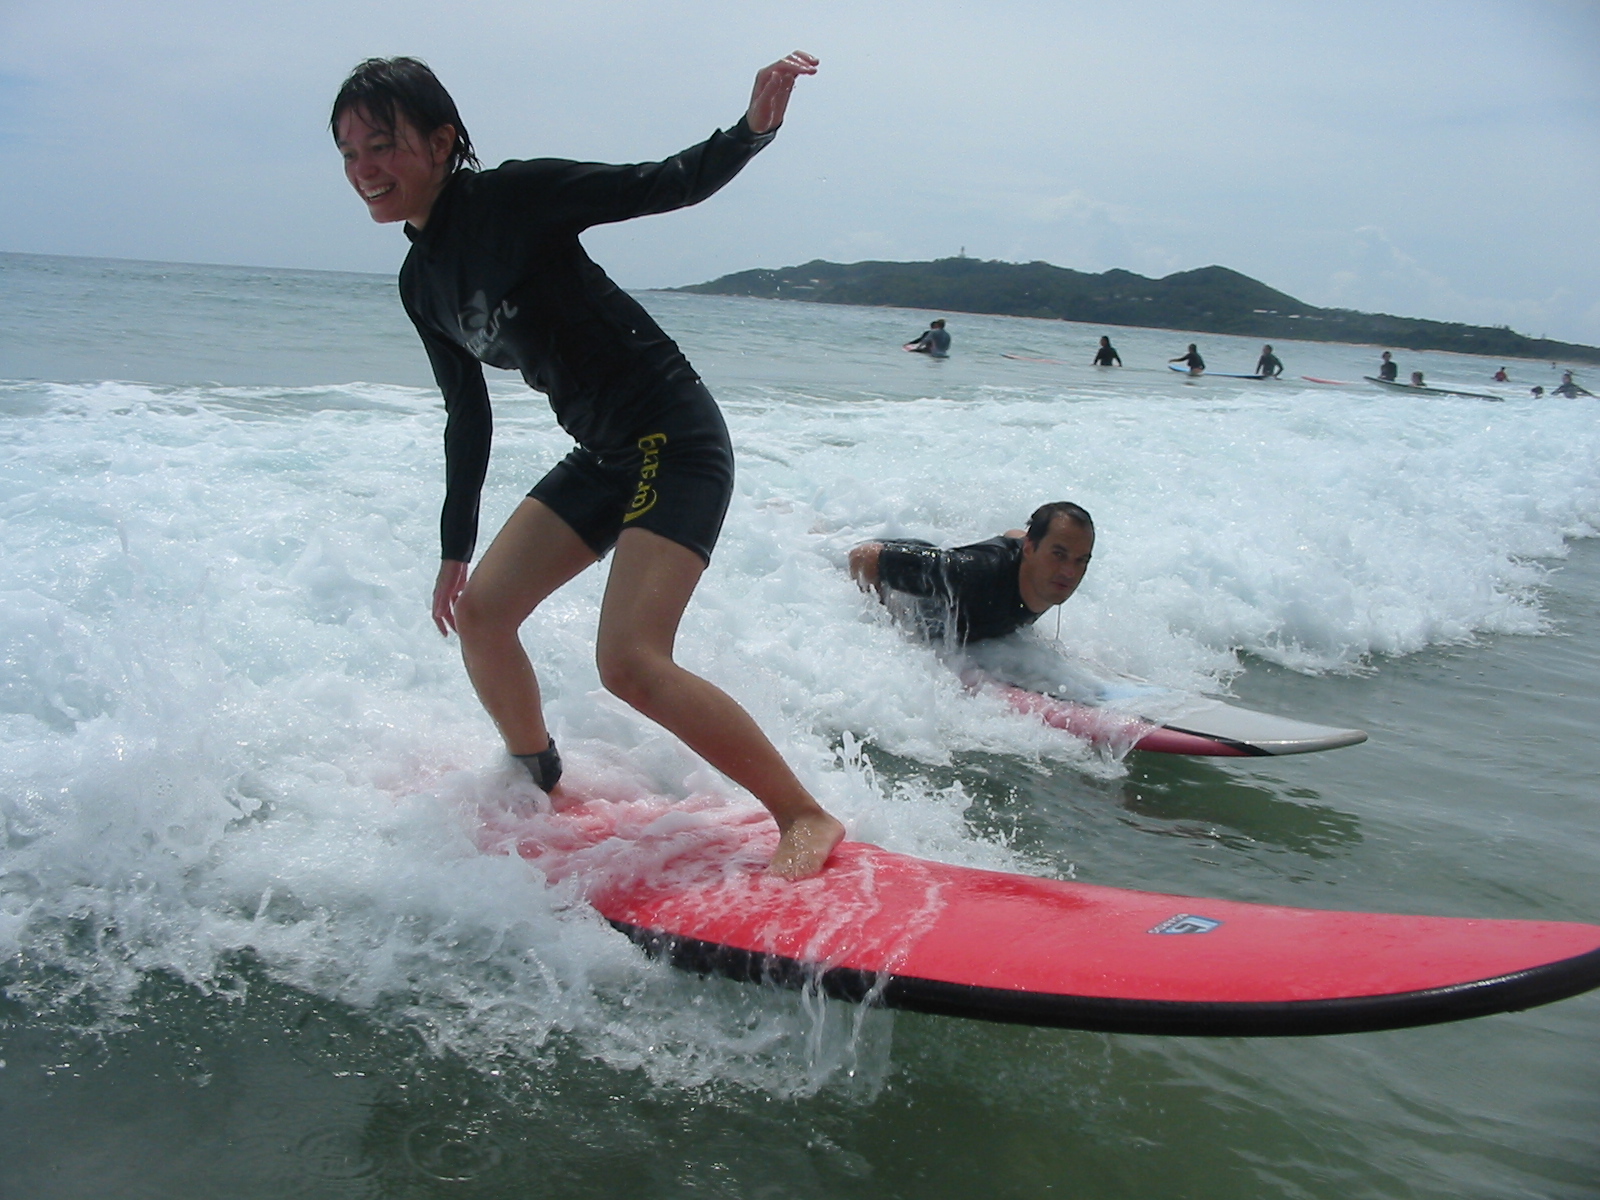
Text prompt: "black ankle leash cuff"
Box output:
[[513, 738, 563, 793]]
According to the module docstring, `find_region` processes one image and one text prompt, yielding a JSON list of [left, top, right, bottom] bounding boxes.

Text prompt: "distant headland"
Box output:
[[673, 258, 1600, 364]]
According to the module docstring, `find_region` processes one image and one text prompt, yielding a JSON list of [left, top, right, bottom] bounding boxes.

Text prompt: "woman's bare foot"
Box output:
[[767, 811, 846, 880], [546, 782, 583, 812]]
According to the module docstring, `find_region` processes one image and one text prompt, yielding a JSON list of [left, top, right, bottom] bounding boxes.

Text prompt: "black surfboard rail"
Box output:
[[610, 920, 1600, 1038]]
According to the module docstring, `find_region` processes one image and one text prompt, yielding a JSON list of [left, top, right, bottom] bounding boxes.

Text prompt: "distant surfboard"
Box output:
[[1301, 375, 1351, 385], [1002, 352, 1068, 365], [1169, 364, 1272, 380], [1365, 376, 1503, 402], [497, 791, 1600, 1035]]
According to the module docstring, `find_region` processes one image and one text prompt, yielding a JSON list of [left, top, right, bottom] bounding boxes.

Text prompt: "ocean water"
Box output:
[[1, 249, 1598, 1198]]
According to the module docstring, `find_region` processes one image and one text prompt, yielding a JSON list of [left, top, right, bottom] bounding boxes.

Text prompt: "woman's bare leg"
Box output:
[[451, 499, 598, 756], [596, 528, 843, 878]]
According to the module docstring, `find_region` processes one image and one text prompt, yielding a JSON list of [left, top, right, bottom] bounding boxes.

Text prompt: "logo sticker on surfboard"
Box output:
[[1148, 914, 1224, 935]]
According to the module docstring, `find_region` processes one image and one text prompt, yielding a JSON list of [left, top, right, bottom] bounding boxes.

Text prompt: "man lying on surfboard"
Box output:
[[848, 502, 1094, 645]]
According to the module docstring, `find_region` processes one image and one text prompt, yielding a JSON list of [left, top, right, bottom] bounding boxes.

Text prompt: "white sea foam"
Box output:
[[2, 291, 1597, 1094]]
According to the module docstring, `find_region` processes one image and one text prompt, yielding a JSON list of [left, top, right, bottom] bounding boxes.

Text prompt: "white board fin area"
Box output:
[[971, 673, 1368, 757], [1143, 695, 1368, 756]]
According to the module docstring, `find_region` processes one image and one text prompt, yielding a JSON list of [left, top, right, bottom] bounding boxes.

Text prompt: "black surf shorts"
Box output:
[[528, 380, 734, 564]]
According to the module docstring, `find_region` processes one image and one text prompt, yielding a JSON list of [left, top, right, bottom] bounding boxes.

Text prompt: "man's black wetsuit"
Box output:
[[1255, 352, 1283, 377], [1093, 342, 1121, 366], [399, 117, 774, 563], [1378, 359, 1399, 382], [877, 537, 1041, 644]]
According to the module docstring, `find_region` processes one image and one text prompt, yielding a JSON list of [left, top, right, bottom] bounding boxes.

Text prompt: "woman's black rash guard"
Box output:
[[398, 117, 775, 562], [877, 537, 1043, 644]]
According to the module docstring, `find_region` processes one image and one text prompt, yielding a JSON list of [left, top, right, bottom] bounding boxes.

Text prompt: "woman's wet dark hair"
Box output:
[[331, 57, 479, 171], [1025, 501, 1093, 545]]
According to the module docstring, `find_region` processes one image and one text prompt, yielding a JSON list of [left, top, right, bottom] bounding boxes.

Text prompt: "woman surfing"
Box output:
[[331, 52, 844, 878]]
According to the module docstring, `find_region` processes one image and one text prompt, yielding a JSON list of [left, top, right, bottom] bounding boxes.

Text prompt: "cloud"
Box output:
[[1327, 227, 1466, 316], [1325, 226, 1600, 345], [1017, 191, 1189, 278]]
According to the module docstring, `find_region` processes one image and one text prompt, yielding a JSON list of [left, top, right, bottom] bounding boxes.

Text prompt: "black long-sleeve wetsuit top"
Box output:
[[878, 536, 1043, 644], [399, 117, 775, 562]]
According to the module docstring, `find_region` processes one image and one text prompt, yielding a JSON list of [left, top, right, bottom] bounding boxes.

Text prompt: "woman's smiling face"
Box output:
[[336, 106, 455, 229]]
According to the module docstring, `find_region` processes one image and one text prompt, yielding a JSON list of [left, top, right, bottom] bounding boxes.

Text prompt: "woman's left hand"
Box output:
[[746, 51, 819, 134]]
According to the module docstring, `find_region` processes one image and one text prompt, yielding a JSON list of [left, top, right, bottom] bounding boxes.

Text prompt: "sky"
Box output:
[[3, 0, 1598, 344]]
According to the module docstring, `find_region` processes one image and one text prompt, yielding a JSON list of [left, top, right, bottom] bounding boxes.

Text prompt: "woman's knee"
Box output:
[[453, 583, 523, 645], [596, 643, 671, 711]]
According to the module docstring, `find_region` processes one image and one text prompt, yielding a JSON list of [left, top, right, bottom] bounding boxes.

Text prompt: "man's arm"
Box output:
[[858, 539, 999, 601], [848, 542, 884, 593], [851, 539, 952, 598]]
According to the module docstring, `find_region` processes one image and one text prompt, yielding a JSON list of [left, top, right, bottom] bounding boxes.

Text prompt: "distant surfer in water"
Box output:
[[1493, 367, 1509, 382], [1553, 371, 1593, 398], [905, 319, 951, 357], [1255, 344, 1284, 378], [331, 53, 844, 879], [847, 503, 1094, 645], [1170, 344, 1205, 375], [1092, 336, 1121, 367], [1410, 370, 1426, 387], [1378, 351, 1399, 382]]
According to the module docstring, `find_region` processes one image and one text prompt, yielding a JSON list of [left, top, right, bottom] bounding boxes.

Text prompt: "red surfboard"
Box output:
[[488, 790, 1600, 1036]]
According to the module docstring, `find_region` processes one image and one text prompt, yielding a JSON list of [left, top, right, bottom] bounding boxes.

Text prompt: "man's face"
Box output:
[[1019, 517, 1094, 610]]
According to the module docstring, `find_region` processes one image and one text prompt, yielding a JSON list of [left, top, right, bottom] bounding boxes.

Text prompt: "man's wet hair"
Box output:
[[1025, 501, 1093, 545], [331, 57, 480, 172]]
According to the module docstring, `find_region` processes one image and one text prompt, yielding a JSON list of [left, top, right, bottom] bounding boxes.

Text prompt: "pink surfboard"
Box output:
[[490, 791, 1600, 1036], [964, 673, 1368, 757]]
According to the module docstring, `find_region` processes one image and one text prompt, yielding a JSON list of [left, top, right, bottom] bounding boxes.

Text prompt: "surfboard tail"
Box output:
[[974, 674, 1367, 757]]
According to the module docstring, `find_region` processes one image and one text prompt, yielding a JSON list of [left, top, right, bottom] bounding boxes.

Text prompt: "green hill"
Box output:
[[674, 258, 1600, 363]]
